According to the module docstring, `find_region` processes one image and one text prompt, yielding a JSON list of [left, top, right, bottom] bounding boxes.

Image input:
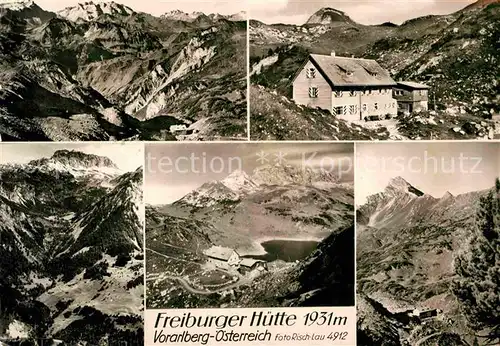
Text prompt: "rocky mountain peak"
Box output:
[[305, 7, 353, 25], [161, 10, 244, 22], [57, 1, 135, 22], [252, 164, 339, 186], [111, 166, 142, 185], [384, 176, 424, 197], [0, 0, 55, 23], [221, 169, 258, 193], [28, 149, 118, 170], [175, 180, 238, 207], [53, 149, 117, 168], [226, 11, 246, 21], [0, 0, 35, 11], [161, 9, 204, 22], [442, 191, 454, 199]]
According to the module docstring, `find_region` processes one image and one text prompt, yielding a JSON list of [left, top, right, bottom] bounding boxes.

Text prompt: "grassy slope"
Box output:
[[250, 85, 390, 140], [249, 4, 499, 140]]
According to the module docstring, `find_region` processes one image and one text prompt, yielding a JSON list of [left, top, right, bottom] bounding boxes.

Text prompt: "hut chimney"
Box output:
[[331, 50, 336, 57]]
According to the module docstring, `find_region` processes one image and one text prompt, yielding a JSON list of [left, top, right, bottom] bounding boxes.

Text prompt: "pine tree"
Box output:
[[453, 178, 500, 341]]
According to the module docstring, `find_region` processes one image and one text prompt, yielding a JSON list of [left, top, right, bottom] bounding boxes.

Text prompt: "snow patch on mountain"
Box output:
[[0, 0, 33, 10], [29, 160, 121, 178], [6, 320, 31, 339], [175, 165, 343, 207], [58, 1, 135, 22], [221, 169, 258, 194], [161, 10, 246, 22], [226, 11, 246, 21], [161, 9, 203, 22], [251, 54, 279, 76], [252, 164, 338, 186], [178, 181, 239, 207]]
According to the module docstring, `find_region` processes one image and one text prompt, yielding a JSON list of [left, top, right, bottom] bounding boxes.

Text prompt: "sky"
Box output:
[[145, 143, 354, 205], [249, 0, 476, 25], [0, 142, 143, 172], [26, 0, 246, 16], [356, 142, 500, 205]]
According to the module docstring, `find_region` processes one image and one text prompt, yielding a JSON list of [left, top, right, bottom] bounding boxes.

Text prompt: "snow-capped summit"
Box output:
[[252, 164, 338, 187], [162, 10, 245, 22], [161, 10, 204, 22], [221, 169, 258, 193], [384, 176, 424, 197], [0, 0, 35, 11], [210, 11, 246, 21], [0, 0, 55, 22], [305, 7, 353, 25], [58, 1, 135, 22], [176, 181, 239, 207], [175, 170, 257, 207], [226, 11, 246, 21]]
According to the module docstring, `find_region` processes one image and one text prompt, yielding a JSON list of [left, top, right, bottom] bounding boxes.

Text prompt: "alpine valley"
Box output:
[[0, 0, 247, 141], [146, 165, 355, 309], [0, 149, 144, 344], [250, 0, 500, 140], [356, 176, 495, 345]]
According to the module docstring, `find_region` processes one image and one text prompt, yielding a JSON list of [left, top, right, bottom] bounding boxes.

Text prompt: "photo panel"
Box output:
[[0, 0, 247, 142], [0, 142, 145, 345], [249, 0, 500, 141], [144, 142, 356, 345], [355, 141, 500, 346]]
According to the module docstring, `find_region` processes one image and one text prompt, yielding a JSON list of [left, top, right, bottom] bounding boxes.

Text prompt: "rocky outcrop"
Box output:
[[305, 7, 355, 26]]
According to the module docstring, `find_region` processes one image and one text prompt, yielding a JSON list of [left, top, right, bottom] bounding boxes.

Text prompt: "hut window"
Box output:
[[309, 86, 318, 98], [306, 67, 316, 78]]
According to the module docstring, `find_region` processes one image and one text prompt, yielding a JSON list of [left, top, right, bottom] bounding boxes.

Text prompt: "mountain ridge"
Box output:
[[57, 1, 136, 22], [161, 9, 246, 22], [171, 165, 343, 208], [0, 151, 144, 343], [250, 0, 499, 140], [356, 179, 496, 345], [0, 0, 247, 141], [28, 149, 119, 169]]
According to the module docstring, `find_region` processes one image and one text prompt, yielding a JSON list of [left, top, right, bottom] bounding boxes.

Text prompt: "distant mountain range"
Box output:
[[146, 164, 355, 308], [0, 0, 247, 141], [173, 166, 342, 208], [250, 0, 500, 140], [161, 9, 246, 23], [0, 150, 144, 344], [356, 176, 491, 345]]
